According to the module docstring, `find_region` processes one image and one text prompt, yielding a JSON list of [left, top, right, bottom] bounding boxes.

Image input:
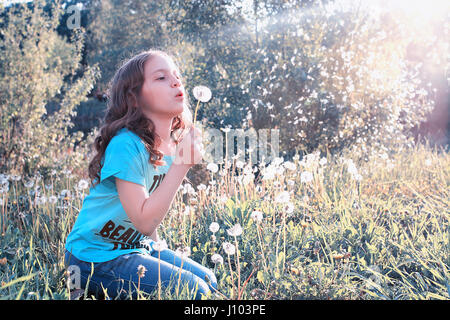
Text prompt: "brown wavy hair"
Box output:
[[88, 49, 192, 187]]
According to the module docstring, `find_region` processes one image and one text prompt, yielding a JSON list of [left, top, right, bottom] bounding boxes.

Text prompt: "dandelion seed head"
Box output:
[[193, 86, 212, 103], [207, 163, 219, 173], [251, 210, 263, 223], [209, 222, 220, 233], [275, 190, 290, 204], [223, 242, 236, 255], [211, 253, 224, 264], [227, 223, 243, 237], [137, 264, 147, 277], [300, 171, 314, 183]]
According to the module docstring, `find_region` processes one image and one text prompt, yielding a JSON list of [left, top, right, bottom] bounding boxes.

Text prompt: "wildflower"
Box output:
[[275, 191, 290, 204], [0, 257, 7, 265], [152, 239, 168, 252], [250, 210, 263, 223], [211, 253, 224, 265], [77, 179, 89, 190], [209, 222, 220, 234], [137, 265, 147, 278], [227, 223, 243, 237], [300, 171, 313, 183], [223, 242, 236, 255], [192, 85, 212, 126], [207, 163, 219, 173]]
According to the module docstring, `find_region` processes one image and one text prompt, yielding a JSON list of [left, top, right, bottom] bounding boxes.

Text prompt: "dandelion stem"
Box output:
[[227, 254, 235, 299], [234, 236, 241, 300], [193, 100, 201, 127], [158, 250, 161, 300]]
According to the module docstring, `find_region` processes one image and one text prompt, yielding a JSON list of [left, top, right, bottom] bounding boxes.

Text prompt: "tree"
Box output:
[[0, 0, 100, 177]]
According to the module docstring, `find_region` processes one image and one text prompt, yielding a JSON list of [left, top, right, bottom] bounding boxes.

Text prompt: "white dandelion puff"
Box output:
[[211, 253, 224, 264], [209, 222, 220, 233], [207, 163, 219, 173], [275, 190, 290, 204], [300, 171, 313, 183], [250, 210, 263, 223], [223, 242, 236, 255], [227, 223, 243, 237]]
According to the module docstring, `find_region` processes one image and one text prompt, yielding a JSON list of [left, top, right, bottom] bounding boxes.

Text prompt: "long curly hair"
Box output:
[[88, 49, 192, 188]]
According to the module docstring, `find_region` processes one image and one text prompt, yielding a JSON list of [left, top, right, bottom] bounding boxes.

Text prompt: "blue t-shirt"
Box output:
[[65, 128, 175, 263]]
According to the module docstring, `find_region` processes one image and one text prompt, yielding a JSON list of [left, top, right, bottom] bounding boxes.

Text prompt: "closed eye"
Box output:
[[157, 77, 165, 80]]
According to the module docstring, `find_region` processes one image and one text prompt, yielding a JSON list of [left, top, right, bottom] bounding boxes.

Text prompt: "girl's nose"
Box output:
[[171, 77, 182, 88]]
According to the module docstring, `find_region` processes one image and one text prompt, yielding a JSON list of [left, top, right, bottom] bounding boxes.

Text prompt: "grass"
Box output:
[[0, 140, 448, 300]]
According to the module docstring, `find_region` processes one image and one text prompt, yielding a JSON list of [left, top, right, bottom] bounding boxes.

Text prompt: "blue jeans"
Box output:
[[64, 249, 217, 300]]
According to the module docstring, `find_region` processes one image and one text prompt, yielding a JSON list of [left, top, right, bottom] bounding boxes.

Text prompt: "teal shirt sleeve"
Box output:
[[100, 137, 146, 187]]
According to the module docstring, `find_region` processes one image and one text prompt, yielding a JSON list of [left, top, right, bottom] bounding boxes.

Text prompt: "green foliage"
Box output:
[[0, 0, 100, 178], [0, 140, 448, 300]]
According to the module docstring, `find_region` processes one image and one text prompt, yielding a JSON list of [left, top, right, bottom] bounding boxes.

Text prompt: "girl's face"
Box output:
[[138, 54, 185, 118]]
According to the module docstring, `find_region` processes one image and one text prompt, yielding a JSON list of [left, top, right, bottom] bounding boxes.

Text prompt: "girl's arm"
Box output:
[[116, 126, 202, 237], [116, 162, 191, 237]]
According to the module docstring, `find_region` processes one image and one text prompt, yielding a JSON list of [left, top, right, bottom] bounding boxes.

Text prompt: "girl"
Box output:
[[64, 49, 217, 300]]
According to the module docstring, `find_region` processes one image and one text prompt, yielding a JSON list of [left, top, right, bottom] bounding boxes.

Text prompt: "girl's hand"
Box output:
[[174, 125, 204, 167]]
